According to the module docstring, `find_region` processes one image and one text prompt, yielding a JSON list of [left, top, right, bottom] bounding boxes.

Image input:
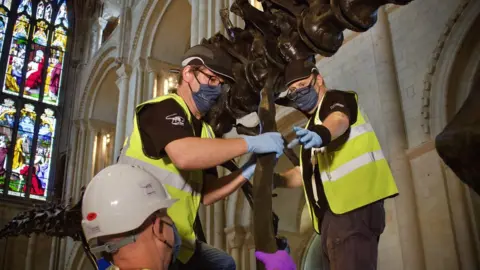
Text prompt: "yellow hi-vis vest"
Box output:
[[300, 91, 398, 234], [117, 94, 215, 263]]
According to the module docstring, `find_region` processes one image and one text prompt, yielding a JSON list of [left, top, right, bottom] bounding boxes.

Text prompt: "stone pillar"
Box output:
[[64, 123, 78, 201], [135, 58, 147, 104], [245, 231, 255, 270], [48, 237, 58, 270], [226, 226, 246, 266], [213, 199, 226, 250], [84, 122, 98, 186], [109, 131, 115, 164], [97, 17, 108, 46], [207, 0, 214, 37], [190, 0, 199, 46], [197, 0, 208, 43], [90, 19, 100, 57], [113, 64, 131, 160], [94, 130, 104, 174], [146, 63, 158, 99], [73, 120, 86, 201], [215, 0, 225, 34], [24, 235, 37, 270], [370, 7, 425, 270]]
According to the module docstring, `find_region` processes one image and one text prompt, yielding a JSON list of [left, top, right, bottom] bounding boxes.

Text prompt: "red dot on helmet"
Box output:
[[86, 213, 97, 221]]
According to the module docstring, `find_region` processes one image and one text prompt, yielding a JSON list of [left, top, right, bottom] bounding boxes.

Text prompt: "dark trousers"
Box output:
[[321, 200, 385, 270], [175, 240, 236, 270]]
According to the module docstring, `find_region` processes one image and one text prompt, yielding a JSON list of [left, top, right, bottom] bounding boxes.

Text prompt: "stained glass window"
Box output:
[[0, 0, 69, 201]]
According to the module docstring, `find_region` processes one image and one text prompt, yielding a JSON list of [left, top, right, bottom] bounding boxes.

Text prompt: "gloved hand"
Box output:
[[287, 126, 323, 149], [255, 250, 296, 270], [241, 155, 257, 180], [243, 132, 284, 156]]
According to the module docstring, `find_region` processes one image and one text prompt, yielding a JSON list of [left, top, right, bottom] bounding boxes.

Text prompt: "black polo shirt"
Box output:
[[136, 98, 218, 177]]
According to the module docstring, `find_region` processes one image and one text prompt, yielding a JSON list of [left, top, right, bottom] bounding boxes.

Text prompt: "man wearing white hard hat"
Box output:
[[81, 164, 180, 270]]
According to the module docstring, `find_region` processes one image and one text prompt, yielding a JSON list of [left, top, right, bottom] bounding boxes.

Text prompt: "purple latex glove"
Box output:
[[255, 250, 296, 270]]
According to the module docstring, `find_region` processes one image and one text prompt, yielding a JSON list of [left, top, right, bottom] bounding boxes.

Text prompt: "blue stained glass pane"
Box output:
[[54, 2, 67, 28], [17, 0, 32, 16]]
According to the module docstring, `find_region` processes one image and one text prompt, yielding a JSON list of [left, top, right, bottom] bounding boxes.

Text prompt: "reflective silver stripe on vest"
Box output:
[[349, 123, 374, 141], [321, 150, 385, 182], [117, 155, 196, 193]]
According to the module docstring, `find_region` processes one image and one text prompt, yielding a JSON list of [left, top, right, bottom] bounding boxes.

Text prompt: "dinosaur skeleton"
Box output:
[[0, 0, 426, 269]]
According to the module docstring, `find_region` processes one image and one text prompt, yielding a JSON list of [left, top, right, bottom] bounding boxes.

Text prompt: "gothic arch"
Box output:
[[76, 46, 118, 119], [87, 61, 119, 123], [421, 0, 471, 135], [426, 0, 480, 266], [133, 0, 191, 64]]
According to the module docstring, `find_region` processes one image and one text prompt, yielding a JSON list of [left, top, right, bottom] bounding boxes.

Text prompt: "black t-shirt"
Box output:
[[137, 98, 217, 177], [301, 90, 358, 217]]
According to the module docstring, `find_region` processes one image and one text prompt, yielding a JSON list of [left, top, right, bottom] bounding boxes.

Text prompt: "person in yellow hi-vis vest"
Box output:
[[116, 44, 294, 270], [274, 58, 399, 270]]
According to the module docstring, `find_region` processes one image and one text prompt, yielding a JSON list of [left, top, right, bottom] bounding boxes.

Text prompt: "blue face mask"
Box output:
[[171, 223, 182, 264], [289, 85, 319, 112], [192, 84, 222, 115]]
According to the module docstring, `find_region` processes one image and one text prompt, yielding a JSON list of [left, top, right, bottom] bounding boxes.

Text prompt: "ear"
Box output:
[[316, 74, 324, 87], [153, 217, 165, 237], [182, 66, 194, 83]]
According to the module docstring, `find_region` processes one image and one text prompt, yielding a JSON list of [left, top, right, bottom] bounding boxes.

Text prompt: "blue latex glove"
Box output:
[[255, 250, 296, 270], [241, 150, 283, 181], [243, 132, 284, 156], [241, 155, 257, 180], [287, 126, 323, 149]]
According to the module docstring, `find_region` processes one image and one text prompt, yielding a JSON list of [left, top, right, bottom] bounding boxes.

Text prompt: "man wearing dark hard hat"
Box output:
[[114, 44, 285, 270], [275, 58, 399, 269]]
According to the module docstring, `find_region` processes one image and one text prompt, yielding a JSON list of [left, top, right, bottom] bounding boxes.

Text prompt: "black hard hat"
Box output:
[[181, 44, 235, 82], [284, 58, 318, 86]]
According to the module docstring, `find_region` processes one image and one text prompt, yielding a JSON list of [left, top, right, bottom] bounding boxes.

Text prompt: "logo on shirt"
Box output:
[[330, 103, 345, 110], [166, 113, 185, 126]]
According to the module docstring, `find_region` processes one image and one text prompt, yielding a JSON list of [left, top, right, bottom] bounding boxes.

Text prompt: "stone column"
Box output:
[[190, 0, 199, 46], [90, 19, 100, 57], [135, 58, 147, 104], [146, 62, 158, 99], [48, 237, 58, 270], [94, 130, 104, 173], [226, 226, 246, 266], [84, 122, 98, 186], [370, 7, 425, 270], [215, 0, 225, 34], [64, 123, 78, 201], [213, 199, 226, 250], [113, 64, 131, 160], [97, 17, 108, 46], [245, 231, 256, 270], [109, 131, 115, 164], [197, 0, 208, 43], [24, 235, 37, 270], [73, 120, 86, 201], [207, 0, 214, 37]]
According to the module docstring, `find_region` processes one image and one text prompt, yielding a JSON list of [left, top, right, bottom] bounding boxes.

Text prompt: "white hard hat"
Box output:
[[81, 164, 177, 243]]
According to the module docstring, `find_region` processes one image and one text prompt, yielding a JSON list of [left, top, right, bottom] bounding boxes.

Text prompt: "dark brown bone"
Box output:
[[435, 86, 480, 195]]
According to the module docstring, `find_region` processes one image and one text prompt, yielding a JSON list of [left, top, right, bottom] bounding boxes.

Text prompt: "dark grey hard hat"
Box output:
[[181, 44, 235, 82], [284, 58, 318, 86]]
